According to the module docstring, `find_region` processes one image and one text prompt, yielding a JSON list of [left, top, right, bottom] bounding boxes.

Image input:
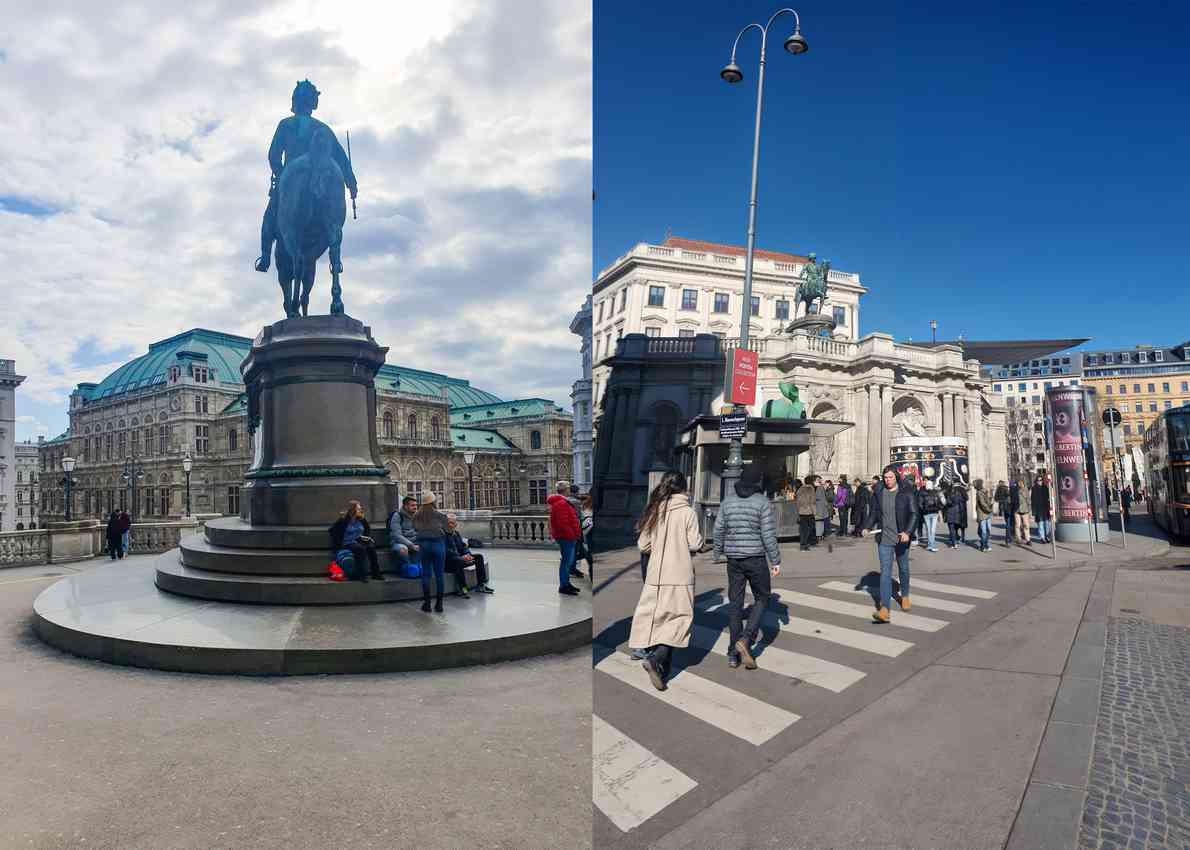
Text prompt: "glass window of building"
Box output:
[[1135, 403, 1143, 412], [1155, 350, 1164, 362], [994, 384, 1002, 392], [1105, 385, 1112, 394], [1163, 382, 1171, 393], [1134, 384, 1141, 393], [1148, 383, 1156, 393], [1087, 355, 1098, 365], [1018, 383, 1027, 392], [1032, 395, 1041, 404], [832, 306, 846, 326], [1149, 402, 1158, 412], [619, 288, 627, 312], [1138, 422, 1146, 433], [648, 285, 665, 307], [678, 329, 696, 338], [596, 301, 604, 322], [1121, 352, 1131, 363], [750, 296, 760, 316], [1164, 400, 1172, 409], [1138, 351, 1148, 363], [775, 299, 789, 320], [1071, 379, 1078, 385], [1119, 384, 1126, 394], [1044, 382, 1052, 389], [1182, 381, 1189, 392], [1105, 353, 1115, 364], [1123, 424, 1131, 435], [713, 293, 729, 313], [645, 326, 660, 337], [681, 289, 697, 310]]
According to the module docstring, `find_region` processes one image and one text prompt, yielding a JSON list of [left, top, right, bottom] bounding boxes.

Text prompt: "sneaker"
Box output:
[[456, 587, 470, 598], [570, 568, 585, 579], [629, 648, 649, 660], [928, 547, 938, 553], [559, 585, 581, 596], [728, 654, 741, 669], [477, 584, 495, 594], [872, 607, 890, 624], [643, 656, 666, 691], [735, 639, 757, 670]]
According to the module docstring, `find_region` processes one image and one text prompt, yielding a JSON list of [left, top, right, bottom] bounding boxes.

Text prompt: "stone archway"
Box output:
[[891, 395, 930, 438], [809, 403, 839, 473]]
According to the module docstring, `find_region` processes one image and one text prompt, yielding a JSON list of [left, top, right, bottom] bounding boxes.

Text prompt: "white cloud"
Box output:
[[0, 0, 591, 435], [15, 415, 49, 436]]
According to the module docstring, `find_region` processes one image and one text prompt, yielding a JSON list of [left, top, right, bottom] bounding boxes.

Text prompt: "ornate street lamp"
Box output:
[[121, 454, 145, 521], [720, 7, 809, 483], [930, 319, 938, 345], [61, 456, 76, 521], [182, 454, 193, 518], [463, 450, 477, 512]]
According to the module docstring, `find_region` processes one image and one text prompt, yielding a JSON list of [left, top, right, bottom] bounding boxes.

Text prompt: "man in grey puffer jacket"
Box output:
[[714, 463, 781, 670]]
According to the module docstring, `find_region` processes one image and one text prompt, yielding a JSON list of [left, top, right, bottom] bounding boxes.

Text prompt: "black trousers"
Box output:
[[346, 542, 381, 580], [799, 514, 816, 548], [727, 555, 771, 653], [837, 506, 850, 535], [446, 553, 489, 586], [852, 508, 866, 535]]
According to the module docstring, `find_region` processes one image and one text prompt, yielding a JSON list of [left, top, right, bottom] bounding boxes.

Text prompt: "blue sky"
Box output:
[[3, 0, 590, 442], [595, 0, 1190, 351]]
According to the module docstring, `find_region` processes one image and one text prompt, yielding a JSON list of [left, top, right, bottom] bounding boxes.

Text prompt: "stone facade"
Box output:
[[37, 329, 572, 523], [570, 295, 593, 491], [0, 360, 27, 532], [14, 441, 40, 530]]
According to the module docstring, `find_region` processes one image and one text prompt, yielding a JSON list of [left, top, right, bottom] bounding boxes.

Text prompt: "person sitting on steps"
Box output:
[[388, 495, 419, 575], [445, 513, 494, 596], [329, 500, 383, 582]]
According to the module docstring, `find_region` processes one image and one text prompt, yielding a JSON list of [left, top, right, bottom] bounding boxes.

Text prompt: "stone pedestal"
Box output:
[[784, 315, 837, 337], [240, 315, 397, 526], [45, 520, 102, 564]]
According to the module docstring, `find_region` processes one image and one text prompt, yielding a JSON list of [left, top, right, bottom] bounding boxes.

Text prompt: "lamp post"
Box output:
[[120, 454, 144, 521], [720, 7, 808, 482], [930, 319, 938, 345], [61, 456, 75, 521], [182, 454, 193, 518], [463, 450, 477, 512]]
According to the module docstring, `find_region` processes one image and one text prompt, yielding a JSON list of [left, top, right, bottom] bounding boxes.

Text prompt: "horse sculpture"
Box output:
[[794, 253, 830, 319], [274, 125, 347, 318]]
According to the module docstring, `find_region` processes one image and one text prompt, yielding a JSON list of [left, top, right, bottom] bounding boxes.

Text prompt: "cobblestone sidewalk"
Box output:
[[1079, 617, 1190, 850]]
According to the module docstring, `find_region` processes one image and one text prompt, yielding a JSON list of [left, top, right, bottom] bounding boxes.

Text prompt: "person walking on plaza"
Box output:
[[118, 509, 132, 558], [1122, 485, 1133, 524], [974, 479, 995, 552], [945, 482, 968, 548], [851, 476, 870, 536], [995, 479, 1011, 545], [105, 510, 123, 560], [1013, 478, 1033, 546], [548, 481, 583, 596], [1031, 474, 1053, 544], [917, 480, 942, 552], [914, 478, 927, 542], [713, 464, 781, 671], [834, 476, 852, 540], [630, 471, 702, 691], [796, 475, 817, 550], [329, 500, 384, 582], [863, 466, 920, 624], [413, 491, 451, 612]]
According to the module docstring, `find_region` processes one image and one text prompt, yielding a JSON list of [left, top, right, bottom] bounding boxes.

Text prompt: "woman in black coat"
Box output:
[[105, 511, 122, 560], [1030, 477, 1053, 544], [944, 485, 969, 548], [851, 481, 871, 537]]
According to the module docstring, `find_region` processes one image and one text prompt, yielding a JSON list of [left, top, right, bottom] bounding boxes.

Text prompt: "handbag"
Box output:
[[328, 562, 346, 582]]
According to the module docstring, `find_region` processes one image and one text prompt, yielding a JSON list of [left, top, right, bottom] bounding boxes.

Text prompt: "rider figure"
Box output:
[[255, 80, 358, 273]]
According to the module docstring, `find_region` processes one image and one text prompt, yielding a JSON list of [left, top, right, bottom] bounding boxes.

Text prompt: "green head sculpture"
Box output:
[[763, 379, 807, 419]]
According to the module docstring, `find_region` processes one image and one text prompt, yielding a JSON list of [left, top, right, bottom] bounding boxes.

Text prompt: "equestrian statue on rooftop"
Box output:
[[794, 252, 831, 319], [255, 79, 359, 318]]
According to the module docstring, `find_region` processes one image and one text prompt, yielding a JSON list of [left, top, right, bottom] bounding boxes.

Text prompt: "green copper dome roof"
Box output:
[[79, 328, 502, 409], [449, 398, 567, 424]]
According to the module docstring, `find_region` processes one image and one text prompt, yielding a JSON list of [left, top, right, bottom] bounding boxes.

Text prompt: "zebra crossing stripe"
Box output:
[[774, 589, 950, 632], [910, 578, 998, 599], [690, 625, 866, 692], [596, 652, 800, 745], [817, 581, 976, 614], [593, 714, 698, 832], [694, 598, 914, 658]]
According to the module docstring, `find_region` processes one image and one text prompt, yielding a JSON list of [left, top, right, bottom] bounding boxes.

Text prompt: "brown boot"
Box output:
[[872, 607, 890, 624], [898, 595, 912, 611], [735, 639, 757, 670]]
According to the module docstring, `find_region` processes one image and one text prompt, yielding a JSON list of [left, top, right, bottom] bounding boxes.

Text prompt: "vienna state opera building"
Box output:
[[37, 328, 573, 522]]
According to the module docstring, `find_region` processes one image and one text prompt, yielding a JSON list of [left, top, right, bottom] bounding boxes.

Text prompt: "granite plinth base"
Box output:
[[33, 557, 592, 675], [1054, 521, 1111, 543]]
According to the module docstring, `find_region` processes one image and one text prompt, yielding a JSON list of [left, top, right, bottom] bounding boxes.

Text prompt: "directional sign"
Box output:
[[727, 348, 759, 406], [719, 412, 748, 440], [1102, 407, 1122, 427]]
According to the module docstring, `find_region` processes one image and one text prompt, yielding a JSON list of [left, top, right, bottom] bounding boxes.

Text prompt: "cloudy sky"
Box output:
[[0, 0, 591, 442]]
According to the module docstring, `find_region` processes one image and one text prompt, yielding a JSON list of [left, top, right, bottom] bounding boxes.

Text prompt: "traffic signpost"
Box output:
[[719, 412, 748, 440], [1103, 407, 1127, 547]]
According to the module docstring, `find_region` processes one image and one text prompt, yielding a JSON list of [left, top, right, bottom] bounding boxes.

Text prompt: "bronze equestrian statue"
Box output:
[[794, 253, 831, 319], [255, 80, 358, 318]]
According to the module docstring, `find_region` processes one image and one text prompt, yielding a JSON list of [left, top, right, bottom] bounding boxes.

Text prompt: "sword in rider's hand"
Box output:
[[346, 129, 357, 220]]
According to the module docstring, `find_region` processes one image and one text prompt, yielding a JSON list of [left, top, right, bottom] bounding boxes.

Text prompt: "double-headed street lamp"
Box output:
[[121, 454, 145, 520], [182, 454, 193, 518], [60, 456, 76, 521], [720, 8, 809, 482]]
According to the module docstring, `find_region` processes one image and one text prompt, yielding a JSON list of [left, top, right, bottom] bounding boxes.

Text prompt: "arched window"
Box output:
[[431, 417, 441, 442], [557, 429, 565, 449], [228, 429, 238, 452], [408, 414, 418, 440], [530, 430, 542, 450], [383, 411, 394, 439]]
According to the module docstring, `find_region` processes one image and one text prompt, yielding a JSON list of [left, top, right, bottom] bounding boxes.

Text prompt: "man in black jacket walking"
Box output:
[[863, 466, 920, 624]]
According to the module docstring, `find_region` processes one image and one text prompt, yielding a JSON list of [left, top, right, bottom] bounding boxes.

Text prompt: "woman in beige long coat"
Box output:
[[630, 471, 702, 692]]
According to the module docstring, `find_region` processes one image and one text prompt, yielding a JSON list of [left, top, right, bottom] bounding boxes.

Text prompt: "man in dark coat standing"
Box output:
[[1031, 475, 1053, 543]]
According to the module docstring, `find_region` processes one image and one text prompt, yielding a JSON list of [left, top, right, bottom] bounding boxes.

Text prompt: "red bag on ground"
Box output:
[[328, 562, 346, 581]]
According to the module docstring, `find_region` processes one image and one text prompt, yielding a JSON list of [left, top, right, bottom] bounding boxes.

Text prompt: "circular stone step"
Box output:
[[179, 534, 392, 576], [33, 556, 591, 675], [203, 516, 393, 551], [157, 554, 428, 605]]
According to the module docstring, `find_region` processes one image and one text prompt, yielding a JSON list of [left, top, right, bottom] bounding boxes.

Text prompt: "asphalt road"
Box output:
[[0, 556, 592, 850], [593, 514, 1175, 850]]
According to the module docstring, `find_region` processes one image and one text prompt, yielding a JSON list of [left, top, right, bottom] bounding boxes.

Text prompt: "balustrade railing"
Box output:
[[0, 530, 50, 566], [721, 338, 768, 354], [487, 515, 554, 548]]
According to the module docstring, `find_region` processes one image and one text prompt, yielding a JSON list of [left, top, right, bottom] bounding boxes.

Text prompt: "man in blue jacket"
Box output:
[[714, 464, 781, 669], [863, 466, 920, 624]]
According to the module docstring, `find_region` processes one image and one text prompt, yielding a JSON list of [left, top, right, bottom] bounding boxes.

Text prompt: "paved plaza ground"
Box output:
[[593, 509, 1189, 850], [0, 548, 592, 850]]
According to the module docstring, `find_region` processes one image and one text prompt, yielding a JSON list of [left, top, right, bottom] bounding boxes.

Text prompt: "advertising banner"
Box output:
[[889, 437, 969, 487], [727, 348, 759, 406], [1047, 387, 1092, 524]]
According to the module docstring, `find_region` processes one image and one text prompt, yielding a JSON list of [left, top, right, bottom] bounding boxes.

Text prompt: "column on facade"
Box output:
[[612, 387, 637, 478], [940, 392, 952, 436], [952, 393, 964, 438], [879, 385, 893, 469], [967, 394, 984, 484], [848, 385, 866, 476], [866, 384, 880, 477]]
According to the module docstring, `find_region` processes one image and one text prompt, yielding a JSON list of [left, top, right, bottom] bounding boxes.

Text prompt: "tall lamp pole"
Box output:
[[720, 8, 809, 482], [61, 456, 75, 521], [182, 454, 193, 518], [463, 450, 477, 512], [121, 453, 144, 521]]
